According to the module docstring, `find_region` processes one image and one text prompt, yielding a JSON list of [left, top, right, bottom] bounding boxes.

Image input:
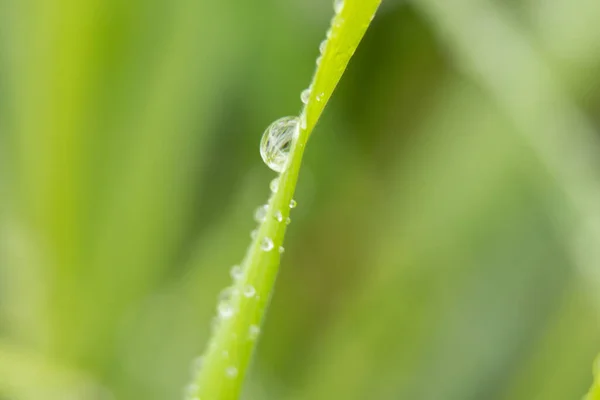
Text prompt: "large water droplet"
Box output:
[[225, 366, 238, 379], [254, 204, 268, 223], [334, 0, 344, 14], [260, 116, 299, 173], [270, 178, 279, 193], [261, 237, 274, 252]]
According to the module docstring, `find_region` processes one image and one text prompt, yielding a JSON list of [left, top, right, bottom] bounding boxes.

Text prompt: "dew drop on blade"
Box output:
[[185, 383, 198, 397], [289, 199, 297, 209], [260, 116, 300, 173], [254, 204, 268, 223], [334, 0, 344, 14], [279, 246, 285, 254], [319, 40, 327, 54], [218, 302, 234, 319], [190, 356, 204, 375], [230, 265, 243, 281], [218, 287, 233, 303], [270, 178, 279, 193], [300, 88, 311, 104], [261, 237, 274, 252], [274, 210, 283, 222], [243, 284, 256, 298]]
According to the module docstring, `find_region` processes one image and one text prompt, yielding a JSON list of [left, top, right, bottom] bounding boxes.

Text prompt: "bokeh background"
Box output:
[[1, 0, 600, 399]]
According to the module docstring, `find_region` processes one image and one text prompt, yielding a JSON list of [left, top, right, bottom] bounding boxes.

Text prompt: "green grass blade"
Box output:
[[189, 1, 382, 399]]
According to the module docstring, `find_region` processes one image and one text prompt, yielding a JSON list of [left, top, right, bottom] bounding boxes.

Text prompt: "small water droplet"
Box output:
[[251, 229, 258, 239], [274, 210, 283, 222], [301, 88, 311, 104], [190, 356, 204, 375], [230, 265, 243, 281], [218, 287, 233, 302], [316, 92, 324, 102], [319, 40, 327, 54], [270, 178, 279, 193], [218, 302, 234, 319], [316, 55, 322, 65], [185, 383, 199, 399], [260, 237, 274, 252], [260, 116, 299, 173], [254, 204, 268, 223], [286, 217, 291, 225], [279, 246, 285, 254], [249, 324, 261, 340], [225, 366, 238, 379], [300, 113, 307, 129], [243, 284, 256, 298], [289, 199, 297, 208], [334, 0, 344, 14]]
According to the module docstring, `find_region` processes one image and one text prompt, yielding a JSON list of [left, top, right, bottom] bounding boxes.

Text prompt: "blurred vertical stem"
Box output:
[[415, 0, 600, 307], [413, 0, 600, 395], [189, 1, 381, 399]]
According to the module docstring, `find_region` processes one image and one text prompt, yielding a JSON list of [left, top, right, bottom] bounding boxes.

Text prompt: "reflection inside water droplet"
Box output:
[[260, 116, 299, 173]]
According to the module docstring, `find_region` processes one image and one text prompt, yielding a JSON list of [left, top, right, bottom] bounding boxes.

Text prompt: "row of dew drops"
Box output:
[[185, 1, 344, 399]]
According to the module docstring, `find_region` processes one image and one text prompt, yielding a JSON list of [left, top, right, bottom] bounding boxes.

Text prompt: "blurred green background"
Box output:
[[1, 0, 600, 399]]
